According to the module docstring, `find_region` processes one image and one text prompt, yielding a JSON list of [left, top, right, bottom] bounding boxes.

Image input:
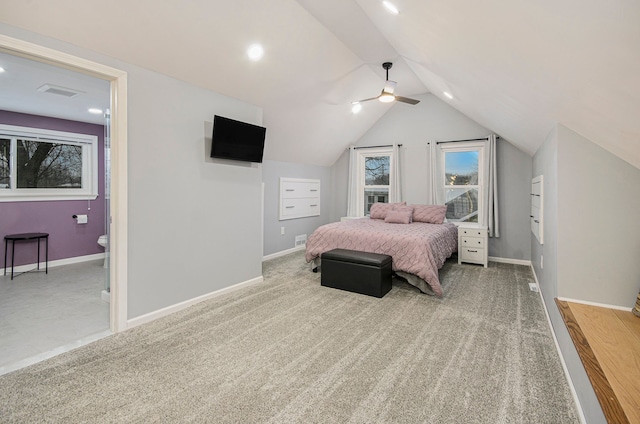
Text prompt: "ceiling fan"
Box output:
[[354, 62, 420, 106]]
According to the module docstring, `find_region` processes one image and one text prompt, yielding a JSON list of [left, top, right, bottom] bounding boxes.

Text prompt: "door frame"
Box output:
[[0, 34, 128, 332]]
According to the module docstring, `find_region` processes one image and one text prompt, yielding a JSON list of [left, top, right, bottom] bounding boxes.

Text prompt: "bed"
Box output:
[[305, 204, 458, 297]]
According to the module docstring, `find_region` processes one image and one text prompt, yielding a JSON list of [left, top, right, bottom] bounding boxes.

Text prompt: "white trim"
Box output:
[[262, 245, 306, 261], [488, 256, 532, 266], [556, 297, 633, 312], [0, 252, 105, 275], [530, 266, 587, 424], [0, 34, 129, 334], [110, 72, 128, 333], [127, 276, 264, 329]]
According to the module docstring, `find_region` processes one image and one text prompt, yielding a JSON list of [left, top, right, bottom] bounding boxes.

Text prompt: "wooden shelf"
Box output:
[[556, 299, 640, 424]]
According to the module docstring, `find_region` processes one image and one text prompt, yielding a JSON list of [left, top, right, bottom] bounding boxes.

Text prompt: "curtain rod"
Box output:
[[429, 136, 500, 145], [352, 144, 402, 150]]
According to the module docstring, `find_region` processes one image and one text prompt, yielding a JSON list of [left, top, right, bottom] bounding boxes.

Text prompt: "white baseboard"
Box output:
[[126, 275, 264, 329], [556, 297, 633, 312], [530, 266, 587, 424], [488, 256, 531, 266], [263, 245, 305, 262], [0, 252, 106, 275]]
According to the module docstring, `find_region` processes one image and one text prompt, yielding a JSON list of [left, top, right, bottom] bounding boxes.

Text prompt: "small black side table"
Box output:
[[4, 233, 49, 280]]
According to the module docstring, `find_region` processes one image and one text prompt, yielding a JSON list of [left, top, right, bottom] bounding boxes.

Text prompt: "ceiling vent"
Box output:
[[36, 83, 84, 98]]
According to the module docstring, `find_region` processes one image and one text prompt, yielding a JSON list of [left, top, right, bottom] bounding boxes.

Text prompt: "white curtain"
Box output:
[[484, 134, 500, 237], [389, 143, 402, 203], [346, 146, 359, 217], [428, 141, 445, 205]]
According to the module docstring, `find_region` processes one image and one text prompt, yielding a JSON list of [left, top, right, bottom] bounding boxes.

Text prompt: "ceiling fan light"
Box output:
[[379, 93, 395, 103]]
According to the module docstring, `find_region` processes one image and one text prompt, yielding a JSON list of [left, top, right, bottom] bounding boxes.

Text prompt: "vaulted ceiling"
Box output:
[[0, 0, 639, 168]]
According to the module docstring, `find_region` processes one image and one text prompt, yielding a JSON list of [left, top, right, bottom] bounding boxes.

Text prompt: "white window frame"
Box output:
[[440, 141, 485, 224], [356, 147, 394, 216], [0, 124, 98, 202]]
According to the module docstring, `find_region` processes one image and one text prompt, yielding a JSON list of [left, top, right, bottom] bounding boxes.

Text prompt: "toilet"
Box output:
[[97, 235, 109, 268]]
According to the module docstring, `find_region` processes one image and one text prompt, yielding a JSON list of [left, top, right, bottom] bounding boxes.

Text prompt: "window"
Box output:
[[357, 148, 393, 216], [0, 125, 98, 202], [441, 142, 484, 223]]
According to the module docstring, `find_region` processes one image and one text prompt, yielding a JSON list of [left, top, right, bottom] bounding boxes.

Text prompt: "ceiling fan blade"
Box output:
[[353, 96, 380, 103], [383, 80, 397, 94], [395, 96, 420, 105]]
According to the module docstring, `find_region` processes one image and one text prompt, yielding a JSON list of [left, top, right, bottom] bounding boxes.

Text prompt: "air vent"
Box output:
[[37, 84, 84, 98], [295, 234, 307, 247]]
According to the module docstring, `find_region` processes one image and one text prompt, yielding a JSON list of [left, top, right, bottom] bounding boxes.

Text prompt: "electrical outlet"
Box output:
[[281, 227, 285, 235]]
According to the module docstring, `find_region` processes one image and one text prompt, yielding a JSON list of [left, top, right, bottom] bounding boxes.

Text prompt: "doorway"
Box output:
[[0, 34, 127, 370]]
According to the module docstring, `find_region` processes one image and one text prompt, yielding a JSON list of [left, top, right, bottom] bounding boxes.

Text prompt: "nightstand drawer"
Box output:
[[458, 225, 488, 267], [459, 228, 485, 238], [461, 247, 485, 262], [461, 236, 485, 248]]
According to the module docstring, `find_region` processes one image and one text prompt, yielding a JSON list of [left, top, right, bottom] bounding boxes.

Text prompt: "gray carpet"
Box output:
[[0, 252, 579, 423]]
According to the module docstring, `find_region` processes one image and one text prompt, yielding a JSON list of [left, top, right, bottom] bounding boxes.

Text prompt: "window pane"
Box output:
[[364, 188, 388, 215], [365, 156, 390, 185], [445, 187, 478, 222], [445, 151, 478, 185], [0, 138, 9, 189], [16, 139, 83, 189]]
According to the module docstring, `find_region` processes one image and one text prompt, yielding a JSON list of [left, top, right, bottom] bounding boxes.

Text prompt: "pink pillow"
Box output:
[[411, 204, 447, 224], [369, 202, 406, 219], [385, 207, 413, 224]]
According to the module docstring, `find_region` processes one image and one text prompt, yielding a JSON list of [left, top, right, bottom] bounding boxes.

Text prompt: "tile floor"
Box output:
[[0, 259, 110, 375]]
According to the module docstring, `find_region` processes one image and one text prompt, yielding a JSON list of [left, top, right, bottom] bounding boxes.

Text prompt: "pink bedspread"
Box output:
[[305, 218, 458, 296]]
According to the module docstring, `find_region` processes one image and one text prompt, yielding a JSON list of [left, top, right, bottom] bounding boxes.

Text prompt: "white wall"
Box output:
[[332, 93, 532, 261], [532, 125, 609, 424], [557, 125, 640, 305], [127, 71, 264, 318], [0, 24, 265, 320], [262, 159, 332, 256]]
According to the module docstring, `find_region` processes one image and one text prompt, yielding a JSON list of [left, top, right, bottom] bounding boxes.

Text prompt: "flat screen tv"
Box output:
[[210, 115, 266, 163]]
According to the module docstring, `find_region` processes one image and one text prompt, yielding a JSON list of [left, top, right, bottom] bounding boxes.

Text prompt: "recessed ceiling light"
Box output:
[[444, 92, 454, 100], [351, 102, 362, 114], [247, 44, 264, 61], [88, 108, 103, 114], [382, 1, 399, 14]]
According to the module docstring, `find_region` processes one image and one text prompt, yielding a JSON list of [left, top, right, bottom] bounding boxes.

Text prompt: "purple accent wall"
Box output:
[[0, 110, 106, 268]]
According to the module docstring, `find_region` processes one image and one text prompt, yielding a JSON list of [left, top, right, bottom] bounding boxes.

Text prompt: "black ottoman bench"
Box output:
[[321, 249, 392, 298]]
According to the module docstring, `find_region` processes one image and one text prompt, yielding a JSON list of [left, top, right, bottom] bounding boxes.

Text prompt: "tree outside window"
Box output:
[[0, 138, 9, 189], [0, 124, 98, 201], [363, 155, 390, 215], [16, 139, 83, 188]]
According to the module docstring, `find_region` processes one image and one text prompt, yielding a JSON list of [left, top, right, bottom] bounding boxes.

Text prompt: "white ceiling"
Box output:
[[0, 0, 639, 168], [0, 52, 110, 125]]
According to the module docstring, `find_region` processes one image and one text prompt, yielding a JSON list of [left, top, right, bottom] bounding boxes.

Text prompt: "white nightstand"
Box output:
[[458, 225, 488, 268]]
